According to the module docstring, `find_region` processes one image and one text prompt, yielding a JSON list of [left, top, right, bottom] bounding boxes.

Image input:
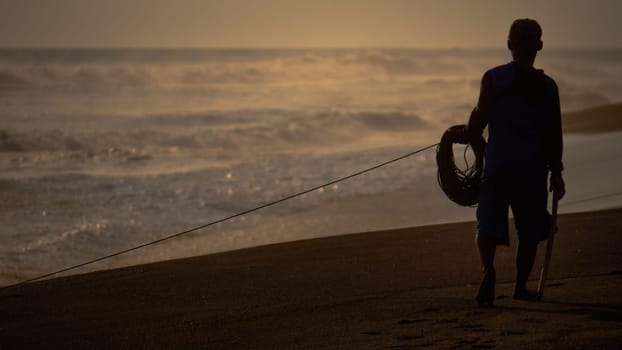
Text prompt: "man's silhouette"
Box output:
[[467, 19, 566, 306]]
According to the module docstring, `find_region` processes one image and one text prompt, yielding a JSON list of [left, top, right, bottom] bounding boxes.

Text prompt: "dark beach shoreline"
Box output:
[[1, 207, 621, 349]]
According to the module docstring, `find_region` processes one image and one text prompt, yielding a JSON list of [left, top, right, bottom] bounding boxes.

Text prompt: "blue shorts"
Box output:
[[476, 174, 551, 246]]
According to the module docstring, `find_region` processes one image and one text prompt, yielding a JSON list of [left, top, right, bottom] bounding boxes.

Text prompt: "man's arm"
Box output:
[[467, 71, 493, 140], [548, 81, 565, 199]]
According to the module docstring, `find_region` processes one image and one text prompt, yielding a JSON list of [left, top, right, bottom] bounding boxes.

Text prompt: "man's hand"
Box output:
[[549, 174, 565, 200]]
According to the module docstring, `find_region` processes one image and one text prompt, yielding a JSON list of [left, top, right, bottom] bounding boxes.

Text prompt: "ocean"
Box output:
[[1, 48, 622, 285]]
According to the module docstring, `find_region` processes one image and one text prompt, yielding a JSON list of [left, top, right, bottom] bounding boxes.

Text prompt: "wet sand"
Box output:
[[1, 207, 621, 349]]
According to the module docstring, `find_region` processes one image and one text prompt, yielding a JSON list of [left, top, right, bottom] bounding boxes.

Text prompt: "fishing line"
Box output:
[[1, 143, 439, 291]]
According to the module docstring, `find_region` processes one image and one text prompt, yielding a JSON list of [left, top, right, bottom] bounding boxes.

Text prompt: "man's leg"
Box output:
[[476, 234, 497, 306], [514, 239, 539, 299], [475, 178, 508, 306], [477, 234, 497, 270], [511, 173, 548, 300]]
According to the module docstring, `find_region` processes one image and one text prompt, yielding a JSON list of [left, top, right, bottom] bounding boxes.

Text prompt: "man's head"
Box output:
[[507, 19, 543, 66]]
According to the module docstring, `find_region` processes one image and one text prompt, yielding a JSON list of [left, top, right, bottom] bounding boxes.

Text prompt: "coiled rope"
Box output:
[[436, 124, 486, 206], [1, 143, 439, 291]]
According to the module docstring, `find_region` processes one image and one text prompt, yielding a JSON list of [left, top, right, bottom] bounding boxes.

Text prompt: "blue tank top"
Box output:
[[483, 63, 559, 178]]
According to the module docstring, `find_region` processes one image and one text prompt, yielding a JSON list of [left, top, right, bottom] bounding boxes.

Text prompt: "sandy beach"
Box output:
[[1, 207, 621, 349]]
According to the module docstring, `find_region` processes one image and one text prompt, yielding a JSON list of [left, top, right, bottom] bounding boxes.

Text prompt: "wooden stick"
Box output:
[[537, 191, 559, 299]]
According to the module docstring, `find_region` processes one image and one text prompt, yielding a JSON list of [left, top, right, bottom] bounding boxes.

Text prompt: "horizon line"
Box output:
[[1, 45, 621, 51]]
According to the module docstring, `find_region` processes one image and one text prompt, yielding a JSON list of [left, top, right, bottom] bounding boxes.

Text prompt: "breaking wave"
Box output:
[[0, 109, 429, 157]]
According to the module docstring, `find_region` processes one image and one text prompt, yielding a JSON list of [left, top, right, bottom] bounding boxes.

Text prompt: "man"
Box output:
[[467, 19, 566, 307]]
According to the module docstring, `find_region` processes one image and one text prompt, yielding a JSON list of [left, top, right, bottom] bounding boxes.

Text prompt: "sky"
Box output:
[[0, 0, 620, 49]]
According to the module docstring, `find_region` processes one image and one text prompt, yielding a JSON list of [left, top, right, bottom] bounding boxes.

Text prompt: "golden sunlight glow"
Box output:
[[0, 0, 620, 48]]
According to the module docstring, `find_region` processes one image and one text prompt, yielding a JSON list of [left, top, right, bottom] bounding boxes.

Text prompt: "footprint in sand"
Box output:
[[547, 282, 564, 287], [520, 317, 546, 324], [453, 338, 496, 349], [395, 334, 424, 341], [453, 323, 490, 333], [499, 330, 526, 336], [397, 319, 428, 325], [453, 324, 490, 333], [386, 344, 435, 349], [361, 331, 382, 336], [453, 338, 478, 346], [423, 307, 440, 312], [453, 323, 483, 329]]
